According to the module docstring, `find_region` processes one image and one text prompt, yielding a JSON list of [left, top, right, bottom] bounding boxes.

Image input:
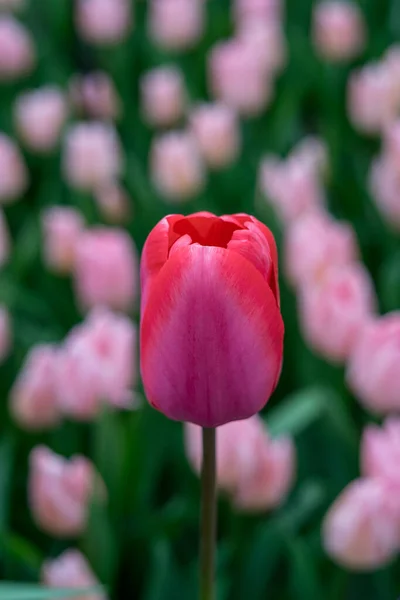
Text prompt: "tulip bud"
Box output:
[[369, 156, 400, 231], [42, 550, 107, 600], [0, 133, 28, 203], [94, 181, 131, 224], [140, 212, 284, 427], [41, 206, 84, 274], [76, 0, 132, 45], [0, 16, 35, 81], [313, 1, 366, 63], [148, 0, 204, 51], [69, 71, 121, 121], [141, 66, 186, 128], [233, 0, 282, 23], [237, 20, 286, 74], [361, 418, 400, 486]]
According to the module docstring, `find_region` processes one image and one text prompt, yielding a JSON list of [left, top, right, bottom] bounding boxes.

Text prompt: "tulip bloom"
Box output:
[[140, 212, 284, 428]]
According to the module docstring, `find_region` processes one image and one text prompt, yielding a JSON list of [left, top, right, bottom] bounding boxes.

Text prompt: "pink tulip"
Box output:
[[42, 550, 106, 600], [94, 182, 131, 224], [41, 206, 84, 274], [76, 0, 132, 45], [14, 87, 67, 152], [56, 307, 137, 420], [347, 313, 400, 414], [29, 446, 105, 537], [150, 131, 205, 201], [189, 103, 240, 169], [361, 418, 400, 487], [237, 20, 286, 74], [0, 208, 10, 267], [63, 122, 123, 192], [73, 227, 138, 312], [141, 66, 186, 127], [298, 263, 376, 363], [0, 16, 35, 80], [369, 156, 400, 230], [233, 0, 282, 23], [313, 1, 366, 62], [323, 478, 400, 570], [0, 133, 28, 203], [0, 305, 11, 364], [148, 0, 204, 51], [10, 345, 61, 430], [140, 212, 284, 427], [290, 136, 329, 178], [284, 211, 358, 286], [69, 71, 121, 121]]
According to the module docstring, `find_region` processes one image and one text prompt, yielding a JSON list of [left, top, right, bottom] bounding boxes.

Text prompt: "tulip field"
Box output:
[[0, 0, 400, 598]]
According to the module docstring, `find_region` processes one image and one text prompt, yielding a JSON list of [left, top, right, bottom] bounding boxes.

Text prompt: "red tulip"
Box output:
[[140, 211, 284, 427]]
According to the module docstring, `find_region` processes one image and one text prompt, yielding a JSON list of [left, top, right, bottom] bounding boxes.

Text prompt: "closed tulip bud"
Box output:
[[42, 550, 107, 600], [0, 209, 10, 267], [233, 0, 282, 23], [237, 20, 286, 74], [73, 228, 138, 312], [313, 1, 366, 63], [10, 345, 61, 430], [69, 71, 121, 121], [290, 136, 329, 179], [298, 264, 376, 363], [361, 418, 400, 486], [369, 156, 400, 230], [141, 66, 186, 128], [148, 0, 204, 51], [42, 206, 84, 274], [29, 446, 105, 537], [323, 478, 400, 570], [76, 0, 132, 45], [0, 133, 28, 203], [14, 87, 67, 153], [0, 16, 35, 81], [151, 131, 205, 201], [140, 212, 284, 427], [0, 305, 11, 364], [347, 313, 400, 414], [94, 182, 131, 224]]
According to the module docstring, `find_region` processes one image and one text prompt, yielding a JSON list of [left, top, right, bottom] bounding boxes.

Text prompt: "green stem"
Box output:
[[200, 427, 217, 600]]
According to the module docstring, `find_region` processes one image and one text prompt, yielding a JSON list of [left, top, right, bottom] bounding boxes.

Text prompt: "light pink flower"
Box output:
[[347, 313, 400, 414], [148, 0, 204, 51], [63, 122, 123, 192], [290, 136, 329, 179], [233, 0, 282, 23], [151, 131, 205, 201], [69, 71, 121, 121], [361, 418, 400, 487], [141, 66, 186, 127], [0, 305, 11, 364], [323, 478, 400, 570], [0, 208, 10, 267], [0, 133, 28, 203], [76, 0, 132, 45], [0, 16, 35, 80], [73, 227, 138, 312], [42, 550, 106, 600], [189, 103, 240, 168], [237, 20, 286, 74], [313, 1, 366, 62], [41, 206, 84, 274], [298, 263, 376, 363], [10, 345, 61, 430], [369, 156, 400, 230], [29, 446, 105, 537], [94, 181, 131, 223]]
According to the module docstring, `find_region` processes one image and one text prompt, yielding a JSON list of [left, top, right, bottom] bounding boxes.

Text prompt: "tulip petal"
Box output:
[[141, 244, 284, 427]]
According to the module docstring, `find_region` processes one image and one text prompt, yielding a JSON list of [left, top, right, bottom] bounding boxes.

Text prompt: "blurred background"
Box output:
[[0, 0, 400, 598]]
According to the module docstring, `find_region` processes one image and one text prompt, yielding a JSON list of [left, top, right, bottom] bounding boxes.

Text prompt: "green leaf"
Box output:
[[0, 583, 103, 599], [267, 388, 328, 438]]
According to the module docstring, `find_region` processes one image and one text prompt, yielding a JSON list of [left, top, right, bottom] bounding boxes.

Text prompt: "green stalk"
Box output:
[[200, 427, 217, 600]]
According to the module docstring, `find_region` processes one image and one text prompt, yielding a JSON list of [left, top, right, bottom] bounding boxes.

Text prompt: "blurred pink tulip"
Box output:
[[41, 206, 84, 274], [189, 103, 240, 168], [284, 211, 358, 286], [0, 305, 11, 364], [323, 478, 400, 570], [0, 16, 35, 80], [73, 227, 138, 312], [148, 0, 204, 51], [69, 71, 121, 121], [313, 1, 366, 62], [290, 136, 329, 179], [233, 0, 282, 23], [361, 418, 400, 486], [369, 156, 400, 230], [94, 182, 131, 224], [298, 263, 376, 363], [347, 313, 400, 414], [141, 66, 186, 127], [237, 20, 286, 74], [29, 446, 105, 537], [14, 87, 67, 152], [10, 345, 61, 430], [63, 123, 123, 192], [42, 550, 106, 600], [0, 209, 10, 267], [151, 131, 205, 201], [0, 133, 28, 203], [76, 0, 132, 45]]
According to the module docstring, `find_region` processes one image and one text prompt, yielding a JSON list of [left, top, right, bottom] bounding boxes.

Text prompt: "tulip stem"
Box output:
[[200, 427, 217, 600]]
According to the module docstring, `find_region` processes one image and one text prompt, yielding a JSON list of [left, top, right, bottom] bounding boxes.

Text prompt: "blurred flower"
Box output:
[[76, 0, 132, 45], [189, 103, 240, 169], [0, 16, 35, 80], [10, 345, 61, 430], [41, 206, 84, 274], [0, 132, 28, 203], [361, 418, 400, 486], [150, 131, 205, 201], [56, 307, 138, 420], [140, 66, 186, 128], [284, 210, 358, 286], [237, 20, 286, 74], [14, 86, 67, 153], [313, 1, 366, 62], [0, 208, 10, 267], [347, 313, 400, 414], [94, 181, 131, 224], [369, 156, 400, 230], [69, 71, 122, 121], [185, 415, 295, 510], [0, 305, 11, 364], [63, 122, 123, 192], [140, 212, 283, 427], [233, 0, 282, 23], [42, 550, 107, 600], [323, 478, 400, 570], [73, 227, 138, 312], [29, 446, 105, 537], [148, 0, 204, 51], [290, 136, 329, 179], [298, 263, 376, 363], [0, 0, 25, 10]]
